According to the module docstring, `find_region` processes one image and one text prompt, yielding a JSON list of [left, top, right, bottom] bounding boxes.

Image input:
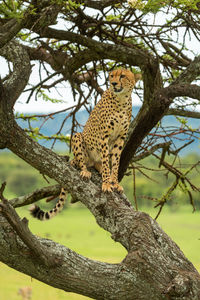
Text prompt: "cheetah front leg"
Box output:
[[110, 135, 125, 193], [71, 132, 91, 179], [100, 136, 113, 192]]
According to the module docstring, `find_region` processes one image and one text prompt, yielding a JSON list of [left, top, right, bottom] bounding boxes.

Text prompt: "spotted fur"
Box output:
[[71, 69, 141, 193]]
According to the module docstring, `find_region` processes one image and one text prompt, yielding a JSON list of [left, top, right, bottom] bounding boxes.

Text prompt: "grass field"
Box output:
[[1, 205, 200, 300]]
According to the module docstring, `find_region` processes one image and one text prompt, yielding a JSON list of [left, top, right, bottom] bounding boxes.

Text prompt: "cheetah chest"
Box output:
[[109, 113, 129, 144], [85, 109, 130, 166], [110, 122, 124, 141]]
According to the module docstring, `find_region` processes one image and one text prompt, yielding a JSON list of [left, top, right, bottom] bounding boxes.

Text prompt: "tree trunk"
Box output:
[[1, 204, 200, 300]]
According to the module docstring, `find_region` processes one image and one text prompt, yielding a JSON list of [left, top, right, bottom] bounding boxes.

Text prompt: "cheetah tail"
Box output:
[[29, 188, 67, 221]]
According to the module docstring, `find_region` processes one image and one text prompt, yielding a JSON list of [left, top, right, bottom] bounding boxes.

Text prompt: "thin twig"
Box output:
[[10, 184, 61, 208]]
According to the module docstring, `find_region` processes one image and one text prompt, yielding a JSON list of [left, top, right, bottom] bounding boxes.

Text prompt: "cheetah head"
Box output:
[[109, 69, 141, 95]]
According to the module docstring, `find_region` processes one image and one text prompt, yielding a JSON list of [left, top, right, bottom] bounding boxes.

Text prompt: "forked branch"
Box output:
[[0, 182, 62, 267]]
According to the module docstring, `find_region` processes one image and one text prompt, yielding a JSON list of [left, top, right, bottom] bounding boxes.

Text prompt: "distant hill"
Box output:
[[16, 107, 200, 155]]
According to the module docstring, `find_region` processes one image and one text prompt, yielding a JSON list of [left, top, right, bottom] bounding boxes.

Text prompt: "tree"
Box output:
[[0, 0, 200, 299]]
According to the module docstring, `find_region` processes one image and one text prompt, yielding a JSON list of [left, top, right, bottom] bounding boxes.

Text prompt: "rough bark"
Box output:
[[167, 108, 200, 119], [0, 41, 31, 107], [0, 8, 200, 299], [0, 190, 200, 300], [1, 195, 200, 300]]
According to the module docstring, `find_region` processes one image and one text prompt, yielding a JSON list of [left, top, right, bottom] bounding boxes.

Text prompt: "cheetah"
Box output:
[[71, 69, 141, 193], [30, 69, 141, 220]]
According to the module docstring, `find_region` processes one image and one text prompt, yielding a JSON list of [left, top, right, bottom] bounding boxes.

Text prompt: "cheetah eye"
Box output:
[[110, 74, 114, 78], [120, 74, 126, 78]]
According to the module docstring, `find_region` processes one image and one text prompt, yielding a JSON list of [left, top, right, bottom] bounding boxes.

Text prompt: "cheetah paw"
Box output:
[[102, 182, 113, 193], [80, 170, 91, 179], [113, 183, 124, 194]]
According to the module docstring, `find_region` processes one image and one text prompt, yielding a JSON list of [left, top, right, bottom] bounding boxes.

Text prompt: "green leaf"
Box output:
[[37, 89, 64, 104]]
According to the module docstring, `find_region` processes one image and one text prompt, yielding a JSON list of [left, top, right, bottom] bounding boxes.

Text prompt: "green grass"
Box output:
[[20, 206, 127, 262], [1, 205, 200, 300]]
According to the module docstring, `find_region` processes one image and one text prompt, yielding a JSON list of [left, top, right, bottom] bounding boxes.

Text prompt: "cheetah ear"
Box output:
[[134, 73, 142, 82]]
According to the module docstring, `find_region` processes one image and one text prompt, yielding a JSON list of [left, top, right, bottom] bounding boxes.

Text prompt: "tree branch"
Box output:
[[0, 216, 130, 299], [38, 27, 150, 70], [0, 41, 31, 107], [162, 83, 200, 101], [132, 142, 172, 162], [167, 108, 200, 119], [0, 182, 61, 267], [0, 1, 60, 48], [174, 55, 200, 84], [0, 20, 24, 48], [10, 184, 60, 208], [76, 0, 127, 10]]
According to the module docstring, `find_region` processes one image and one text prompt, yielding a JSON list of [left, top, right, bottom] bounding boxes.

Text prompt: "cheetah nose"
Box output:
[[111, 82, 117, 87]]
